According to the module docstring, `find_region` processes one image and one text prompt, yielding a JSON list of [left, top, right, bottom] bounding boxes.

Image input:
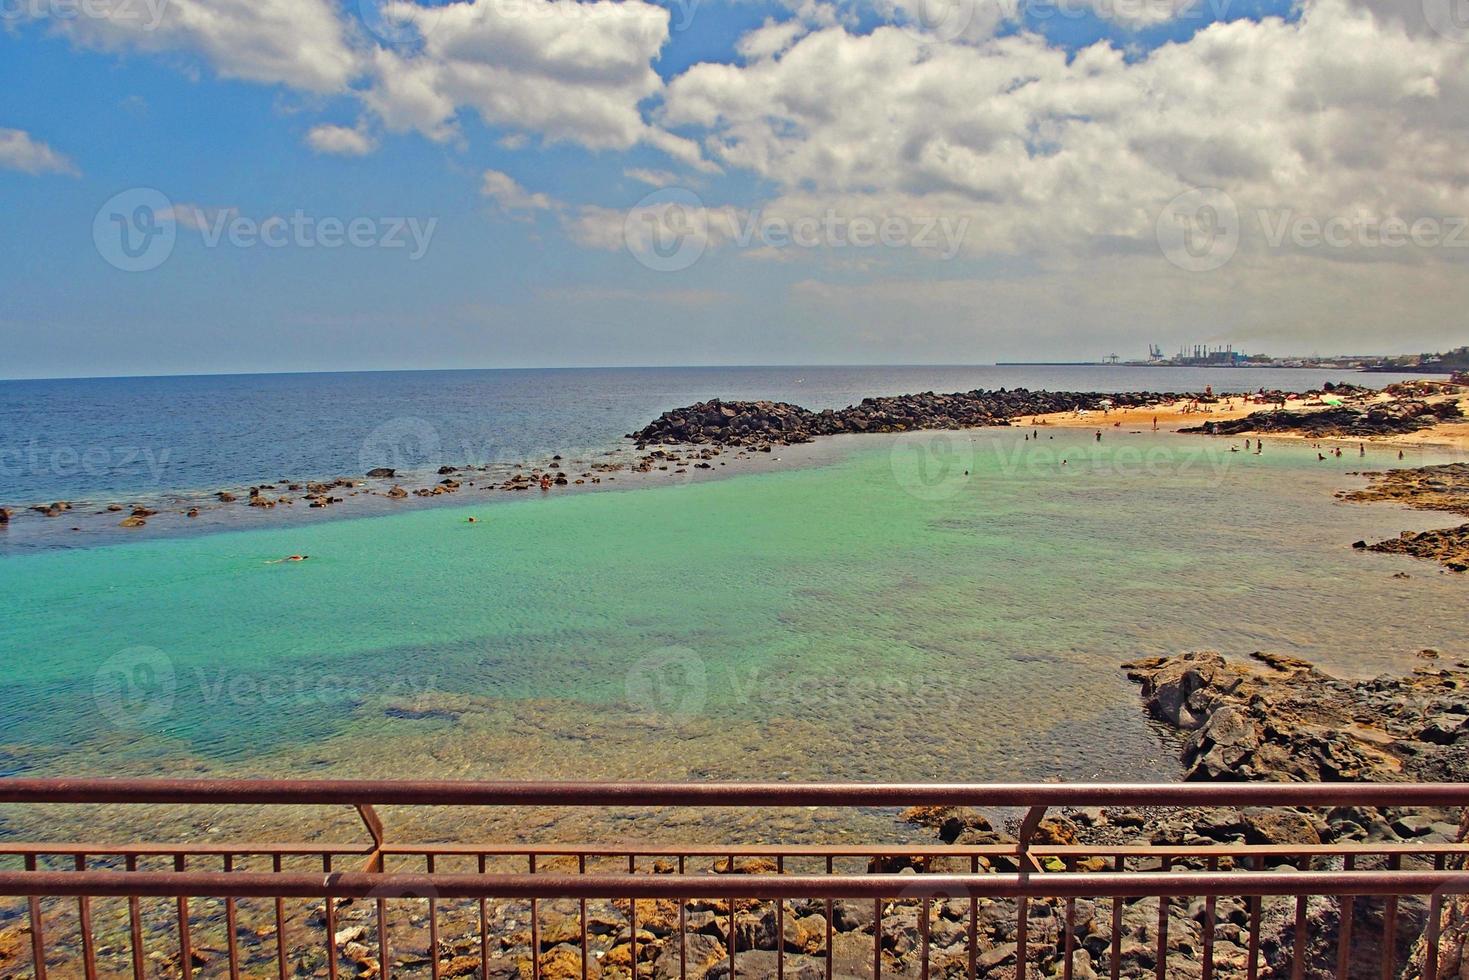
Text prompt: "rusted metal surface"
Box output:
[[1, 778, 1466, 979], [5, 777, 1469, 808]]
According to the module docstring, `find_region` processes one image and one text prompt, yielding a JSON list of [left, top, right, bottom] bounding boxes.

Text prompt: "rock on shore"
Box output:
[[629, 390, 1183, 447], [1124, 650, 1468, 788], [1341, 463, 1469, 572], [1181, 399, 1461, 437]]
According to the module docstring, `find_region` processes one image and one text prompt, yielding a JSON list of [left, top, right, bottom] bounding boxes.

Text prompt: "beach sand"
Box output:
[[1026, 388, 1469, 452]]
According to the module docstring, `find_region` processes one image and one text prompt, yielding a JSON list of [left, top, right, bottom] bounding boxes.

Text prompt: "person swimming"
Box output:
[[267, 555, 310, 563]]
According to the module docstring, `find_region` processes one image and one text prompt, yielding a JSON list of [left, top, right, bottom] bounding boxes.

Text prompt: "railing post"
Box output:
[[357, 804, 385, 874]]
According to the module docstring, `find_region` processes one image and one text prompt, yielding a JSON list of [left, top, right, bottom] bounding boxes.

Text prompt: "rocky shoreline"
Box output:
[[1342, 463, 1469, 572], [5, 652, 1463, 980], [1180, 396, 1462, 438], [627, 390, 1190, 448], [9, 380, 1465, 541]]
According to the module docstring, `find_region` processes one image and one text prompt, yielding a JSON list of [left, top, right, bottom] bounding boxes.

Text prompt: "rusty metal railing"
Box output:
[[0, 779, 1465, 980]]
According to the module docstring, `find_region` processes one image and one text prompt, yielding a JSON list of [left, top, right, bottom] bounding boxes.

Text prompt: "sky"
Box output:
[[0, 0, 1467, 379]]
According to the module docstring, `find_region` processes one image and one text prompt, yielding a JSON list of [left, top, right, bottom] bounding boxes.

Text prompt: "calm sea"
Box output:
[[1, 365, 1459, 843], [0, 364, 1423, 505]]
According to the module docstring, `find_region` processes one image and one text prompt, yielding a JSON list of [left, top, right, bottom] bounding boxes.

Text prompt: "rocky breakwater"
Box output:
[[629, 390, 1184, 448], [1181, 397, 1462, 438], [1341, 462, 1469, 572]]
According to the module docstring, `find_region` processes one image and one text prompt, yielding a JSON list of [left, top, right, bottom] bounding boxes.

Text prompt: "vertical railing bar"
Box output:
[[919, 892, 930, 980], [1336, 854, 1355, 980], [377, 885, 390, 980], [1109, 856, 1122, 980], [324, 854, 340, 980], [127, 854, 145, 980], [1062, 857, 1075, 980], [873, 895, 882, 980], [776, 856, 784, 980], [426, 854, 441, 980], [727, 854, 736, 980], [1154, 856, 1170, 980], [678, 855, 687, 980], [25, 854, 47, 980], [224, 854, 240, 980], [175, 853, 193, 980], [273, 852, 288, 980], [1015, 893, 1029, 980], [1201, 856, 1216, 980], [967, 855, 978, 980], [825, 856, 835, 980], [530, 854, 541, 980], [480, 854, 491, 980], [1425, 853, 1445, 980], [1381, 853, 1400, 980], [579, 854, 589, 980], [75, 854, 98, 980], [1290, 854, 1308, 980], [1246, 854, 1262, 980], [629, 853, 638, 979]]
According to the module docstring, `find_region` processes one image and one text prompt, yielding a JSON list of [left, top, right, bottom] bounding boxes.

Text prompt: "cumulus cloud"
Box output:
[[17, 0, 704, 166], [306, 124, 378, 156], [33, 0, 361, 93], [660, 0, 1469, 266], [362, 0, 681, 155], [0, 128, 79, 175]]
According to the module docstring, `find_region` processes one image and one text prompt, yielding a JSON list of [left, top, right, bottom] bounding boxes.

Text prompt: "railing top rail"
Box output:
[[2, 869, 1468, 901], [3, 841, 1467, 859], [2, 778, 1466, 808]]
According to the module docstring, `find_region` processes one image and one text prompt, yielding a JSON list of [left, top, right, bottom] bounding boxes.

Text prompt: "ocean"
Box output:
[[0, 364, 1424, 506], [0, 365, 1460, 841]]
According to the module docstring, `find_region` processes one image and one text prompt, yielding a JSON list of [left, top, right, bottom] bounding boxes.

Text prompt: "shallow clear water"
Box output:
[[2, 428, 1462, 815]]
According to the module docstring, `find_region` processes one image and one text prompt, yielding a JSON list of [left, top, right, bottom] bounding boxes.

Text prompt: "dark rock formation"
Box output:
[[1341, 463, 1469, 571], [630, 391, 1184, 447], [1366, 525, 1469, 571], [1181, 399, 1461, 437], [1125, 650, 1469, 787]]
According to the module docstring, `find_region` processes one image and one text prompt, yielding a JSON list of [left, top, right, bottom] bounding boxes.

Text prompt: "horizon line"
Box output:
[[0, 355, 1430, 385]]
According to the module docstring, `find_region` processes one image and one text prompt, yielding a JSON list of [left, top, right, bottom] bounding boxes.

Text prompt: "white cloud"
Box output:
[[306, 124, 378, 156], [660, 0, 1469, 265], [624, 168, 681, 187], [363, 0, 690, 160], [32, 0, 361, 93], [0, 128, 79, 175], [737, 17, 810, 59], [481, 169, 556, 212], [15, 0, 709, 169]]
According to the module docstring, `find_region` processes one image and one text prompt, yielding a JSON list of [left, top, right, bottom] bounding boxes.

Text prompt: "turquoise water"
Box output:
[[1, 430, 1464, 800]]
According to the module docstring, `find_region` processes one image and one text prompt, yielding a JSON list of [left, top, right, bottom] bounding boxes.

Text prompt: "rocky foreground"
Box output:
[[1342, 462, 1469, 572], [6, 651, 1462, 980], [627, 391, 1187, 448]]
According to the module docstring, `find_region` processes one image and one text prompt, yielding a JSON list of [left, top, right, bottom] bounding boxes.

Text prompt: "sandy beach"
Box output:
[[1027, 384, 1469, 452]]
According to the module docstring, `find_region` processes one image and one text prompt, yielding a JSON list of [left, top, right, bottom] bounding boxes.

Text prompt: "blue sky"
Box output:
[[1, 0, 1464, 379]]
